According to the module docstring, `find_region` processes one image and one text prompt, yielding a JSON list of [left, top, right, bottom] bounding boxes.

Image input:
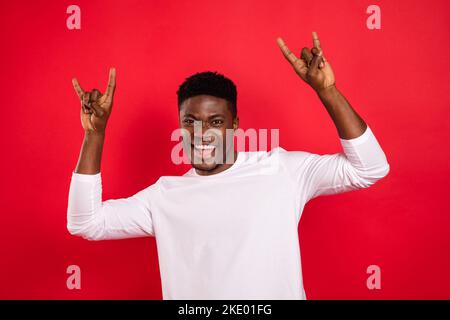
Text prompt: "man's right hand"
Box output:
[[72, 67, 116, 133]]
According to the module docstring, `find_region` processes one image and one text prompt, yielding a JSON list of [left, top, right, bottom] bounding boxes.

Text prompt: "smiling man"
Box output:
[[67, 32, 390, 299], [176, 75, 239, 175]]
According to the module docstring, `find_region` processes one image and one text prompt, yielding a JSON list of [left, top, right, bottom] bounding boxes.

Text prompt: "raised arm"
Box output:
[[276, 32, 389, 205], [68, 68, 156, 240], [276, 31, 366, 139], [72, 67, 116, 174]]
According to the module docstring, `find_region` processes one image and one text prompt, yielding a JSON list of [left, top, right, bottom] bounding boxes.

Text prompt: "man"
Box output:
[[67, 32, 390, 299]]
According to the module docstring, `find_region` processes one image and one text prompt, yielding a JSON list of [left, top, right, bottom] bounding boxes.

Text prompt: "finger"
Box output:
[[276, 37, 299, 65], [309, 53, 322, 72], [293, 58, 308, 79], [72, 78, 85, 98], [301, 47, 313, 67], [311, 47, 326, 69], [311, 47, 322, 56], [105, 67, 116, 98], [90, 88, 102, 102], [89, 101, 104, 117], [82, 92, 91, 114], [312, 31, 321, 50], [89, 89, 104, 116], [319, 55, 327, 68], [82, 91, 91, 106]]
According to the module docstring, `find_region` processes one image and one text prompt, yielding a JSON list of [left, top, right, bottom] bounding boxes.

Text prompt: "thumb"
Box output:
[[90, 101, 104, 117], [309, 52, 323, 72]]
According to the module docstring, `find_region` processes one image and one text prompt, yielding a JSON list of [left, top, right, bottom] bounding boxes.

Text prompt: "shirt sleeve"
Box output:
[[278, 125, 390, 204], [67, 172, 158, 240]]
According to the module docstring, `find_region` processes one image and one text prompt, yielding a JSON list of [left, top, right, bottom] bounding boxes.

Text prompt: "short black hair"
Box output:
[[176, 71, 237, 118]]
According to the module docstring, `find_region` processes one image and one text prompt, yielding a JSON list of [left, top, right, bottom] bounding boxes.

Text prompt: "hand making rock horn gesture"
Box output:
[[72, 67, 116, 133], [277, 32, 336, 94]]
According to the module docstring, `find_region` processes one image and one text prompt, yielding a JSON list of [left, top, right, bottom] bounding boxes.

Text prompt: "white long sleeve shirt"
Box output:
[[67, 125, 389, 300]]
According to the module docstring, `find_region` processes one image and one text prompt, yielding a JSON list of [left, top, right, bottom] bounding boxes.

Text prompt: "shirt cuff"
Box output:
[[72, 171, 101, 182], [339, 125, 373, 148]]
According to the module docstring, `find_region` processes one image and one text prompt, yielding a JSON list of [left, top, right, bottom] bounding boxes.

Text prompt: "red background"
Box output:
[[0, 0, 449, 299]]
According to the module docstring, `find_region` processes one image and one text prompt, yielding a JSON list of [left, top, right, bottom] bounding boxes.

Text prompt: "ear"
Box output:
[[233, 117, 239, 130]]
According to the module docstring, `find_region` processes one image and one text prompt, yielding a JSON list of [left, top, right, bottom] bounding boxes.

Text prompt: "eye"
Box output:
[[211, 119, 224, 126], [183, 119, 194, 126]]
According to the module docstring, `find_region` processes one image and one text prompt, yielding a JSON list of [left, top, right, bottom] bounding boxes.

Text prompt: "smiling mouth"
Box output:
[[191, 144, 216, 159]]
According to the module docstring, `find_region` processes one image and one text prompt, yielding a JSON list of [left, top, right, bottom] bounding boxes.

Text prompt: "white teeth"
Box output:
[[194, 145, 215, 150]]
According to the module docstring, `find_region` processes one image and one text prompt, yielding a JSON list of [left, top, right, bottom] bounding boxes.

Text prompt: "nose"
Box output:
[[202, 134, 214, 143], [191, 121, 219, 144]]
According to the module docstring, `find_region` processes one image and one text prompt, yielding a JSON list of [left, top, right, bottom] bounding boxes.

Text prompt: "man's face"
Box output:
[[179, 95, 238, 172]]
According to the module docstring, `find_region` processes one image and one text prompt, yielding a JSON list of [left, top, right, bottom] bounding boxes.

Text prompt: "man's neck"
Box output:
[[194, 150, 238, 176]]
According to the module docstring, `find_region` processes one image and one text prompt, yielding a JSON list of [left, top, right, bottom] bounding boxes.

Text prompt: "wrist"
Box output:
[[85, 130, 105, 138], [316, 84, 338, 97], [84, 130, 105, 142]]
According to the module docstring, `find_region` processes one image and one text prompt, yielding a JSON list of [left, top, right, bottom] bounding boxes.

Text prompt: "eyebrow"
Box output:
[[183, 113, 225, 119]]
